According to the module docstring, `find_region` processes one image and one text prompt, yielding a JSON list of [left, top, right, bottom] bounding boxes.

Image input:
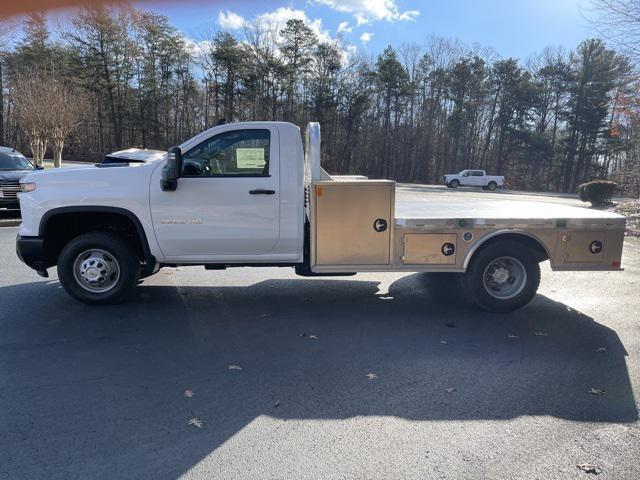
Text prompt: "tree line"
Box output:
[[0, 3, 639, 195]]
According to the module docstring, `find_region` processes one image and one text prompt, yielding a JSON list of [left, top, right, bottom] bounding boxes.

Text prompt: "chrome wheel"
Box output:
[[482, 256, 527, 300], [72, 249, 121, 293]]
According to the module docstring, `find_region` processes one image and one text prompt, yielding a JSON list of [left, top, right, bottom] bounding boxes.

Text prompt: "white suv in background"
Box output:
[[442, 170, 505, 191]]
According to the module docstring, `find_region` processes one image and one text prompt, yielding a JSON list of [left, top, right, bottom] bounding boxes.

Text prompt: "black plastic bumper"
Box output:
[[16, 235, 49, 277]]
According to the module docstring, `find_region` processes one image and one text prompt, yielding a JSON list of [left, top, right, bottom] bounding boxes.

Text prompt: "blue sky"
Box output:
[[137, 0, 594, 59]]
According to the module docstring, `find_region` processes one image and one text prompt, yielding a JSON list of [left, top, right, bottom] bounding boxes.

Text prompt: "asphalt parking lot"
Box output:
[[1, 189, 639, 479]]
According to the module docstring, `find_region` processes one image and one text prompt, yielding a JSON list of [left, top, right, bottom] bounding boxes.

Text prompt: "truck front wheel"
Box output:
[[57, 232, 140, 304], [460, 241, 540, 313], [450, 179, 460, 188]]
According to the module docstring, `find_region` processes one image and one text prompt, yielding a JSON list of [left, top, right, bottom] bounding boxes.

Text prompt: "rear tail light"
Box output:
[[20, 182, 36, 192]]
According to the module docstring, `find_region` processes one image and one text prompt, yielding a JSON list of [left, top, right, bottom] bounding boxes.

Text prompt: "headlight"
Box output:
[[20, 182, 36, 192]]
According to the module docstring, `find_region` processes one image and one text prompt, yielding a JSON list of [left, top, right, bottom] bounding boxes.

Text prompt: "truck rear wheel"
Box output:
[[57, 232, 140, 304], [487, 181, 497, 191], [460, 241, 540, 313]]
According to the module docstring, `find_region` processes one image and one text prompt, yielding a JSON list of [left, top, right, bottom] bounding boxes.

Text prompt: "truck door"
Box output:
[[470, 170, 485, 186], [150, 127, 280, 260]]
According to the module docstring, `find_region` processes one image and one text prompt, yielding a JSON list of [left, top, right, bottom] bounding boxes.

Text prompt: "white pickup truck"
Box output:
[[443, 170, 505, 190], [16, 122, 625, 312]]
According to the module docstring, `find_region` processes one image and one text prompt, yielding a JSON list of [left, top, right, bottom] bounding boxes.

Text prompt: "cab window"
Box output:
[[181, 129, 270, 177]]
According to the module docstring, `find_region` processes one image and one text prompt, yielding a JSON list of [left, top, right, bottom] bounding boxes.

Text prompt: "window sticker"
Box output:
[[236, 148, 266, 169]]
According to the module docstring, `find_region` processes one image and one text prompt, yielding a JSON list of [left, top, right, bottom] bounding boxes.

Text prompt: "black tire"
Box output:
[[57, 231, 140, 304], [450, 179, 460, 188], [459, 240, 540, 313], [487, 181, 497, 191]]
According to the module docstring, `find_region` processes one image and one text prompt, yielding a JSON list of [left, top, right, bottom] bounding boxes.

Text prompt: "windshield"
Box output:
[[0, 152, 34, 171]]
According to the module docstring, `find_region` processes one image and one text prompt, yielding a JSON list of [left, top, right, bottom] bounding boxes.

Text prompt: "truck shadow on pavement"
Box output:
[[0, 273, 636, 478]]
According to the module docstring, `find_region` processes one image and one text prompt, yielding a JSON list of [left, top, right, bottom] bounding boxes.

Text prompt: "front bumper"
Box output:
[[16, 235, 49, 277]]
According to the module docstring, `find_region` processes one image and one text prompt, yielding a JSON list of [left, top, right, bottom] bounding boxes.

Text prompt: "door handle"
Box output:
[[249, 189, 276, 195]]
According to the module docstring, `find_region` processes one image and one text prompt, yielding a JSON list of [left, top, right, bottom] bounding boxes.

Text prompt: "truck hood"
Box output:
[[21, 153, 159, 187], [103, 148, 167, 164], [0, 170, 34, 182]]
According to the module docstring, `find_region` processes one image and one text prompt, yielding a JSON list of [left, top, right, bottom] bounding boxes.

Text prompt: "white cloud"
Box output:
[[360, 32, 373, 44], [256, 6, 305, 26], [337, 21, 352, 33], [213, 6, 355, 66], [312, 0, 419, 25], [183, 37, 211, 58], [221, 7, 332, 44], [217, 10, 246, 30]]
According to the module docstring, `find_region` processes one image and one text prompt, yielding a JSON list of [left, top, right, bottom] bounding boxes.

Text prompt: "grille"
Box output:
[[0, 183, 21, 200]]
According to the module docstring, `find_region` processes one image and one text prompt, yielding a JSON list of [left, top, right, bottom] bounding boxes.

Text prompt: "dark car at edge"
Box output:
[[0, 147, 42, 210]]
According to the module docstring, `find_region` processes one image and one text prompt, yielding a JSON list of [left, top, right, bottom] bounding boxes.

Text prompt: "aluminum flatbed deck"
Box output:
[[395, 198, 624, 227]]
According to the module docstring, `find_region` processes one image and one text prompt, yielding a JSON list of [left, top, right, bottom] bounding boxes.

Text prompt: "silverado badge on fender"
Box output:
[[160, 219, 202, 224]]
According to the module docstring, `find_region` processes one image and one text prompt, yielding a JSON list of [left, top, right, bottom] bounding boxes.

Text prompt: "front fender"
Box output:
[[17, 164, 164, 261]]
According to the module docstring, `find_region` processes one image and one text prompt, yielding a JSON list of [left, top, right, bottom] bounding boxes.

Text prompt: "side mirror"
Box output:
[[36, 165, 45, 170], [161, 146, 182, 191]]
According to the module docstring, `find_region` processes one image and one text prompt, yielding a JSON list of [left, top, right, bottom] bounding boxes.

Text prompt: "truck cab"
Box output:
[[17, 122, 306, 265], [16, 121, 625, 312], [152, 122, 305, 263]]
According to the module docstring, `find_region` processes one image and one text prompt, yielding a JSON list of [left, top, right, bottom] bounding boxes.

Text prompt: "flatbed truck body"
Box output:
[[16, 122, 625, 311]]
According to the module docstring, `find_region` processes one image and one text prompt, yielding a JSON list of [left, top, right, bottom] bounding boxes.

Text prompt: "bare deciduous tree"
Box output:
[[48, 78, 85, 167], [13, 70, 84, 166], [13, 71, 49, 165], [588, 0, 640, 62]]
